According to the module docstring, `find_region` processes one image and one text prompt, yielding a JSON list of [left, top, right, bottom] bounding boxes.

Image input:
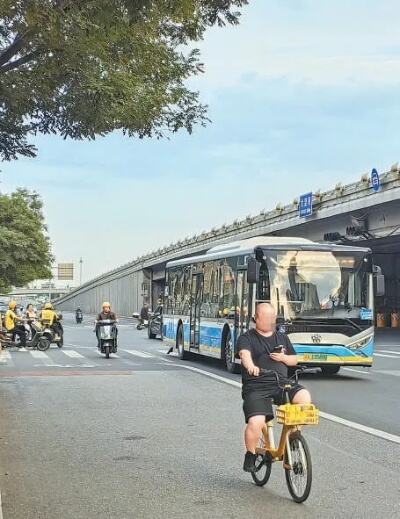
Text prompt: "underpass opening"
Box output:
[[365, 235, 400, 336]]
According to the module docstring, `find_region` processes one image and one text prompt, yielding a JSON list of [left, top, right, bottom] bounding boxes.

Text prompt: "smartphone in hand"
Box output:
[[272, 345, 283, 353]]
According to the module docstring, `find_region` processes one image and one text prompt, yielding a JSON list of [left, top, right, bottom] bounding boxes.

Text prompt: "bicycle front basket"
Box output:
[[276, 404, 319, 426]]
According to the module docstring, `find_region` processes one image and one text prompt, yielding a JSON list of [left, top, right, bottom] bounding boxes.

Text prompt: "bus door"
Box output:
[[235, 270, 249, 342], [190, 273, 203, 349]]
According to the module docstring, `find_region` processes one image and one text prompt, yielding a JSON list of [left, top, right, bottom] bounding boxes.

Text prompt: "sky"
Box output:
[[2, 0, 400, 284]]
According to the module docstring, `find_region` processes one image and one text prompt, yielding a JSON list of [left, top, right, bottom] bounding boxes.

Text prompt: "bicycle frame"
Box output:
[[256, 421, 301, 468]]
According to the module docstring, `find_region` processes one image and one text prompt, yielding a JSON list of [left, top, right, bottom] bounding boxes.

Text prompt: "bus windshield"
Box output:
[[260, 250, 370, 320]]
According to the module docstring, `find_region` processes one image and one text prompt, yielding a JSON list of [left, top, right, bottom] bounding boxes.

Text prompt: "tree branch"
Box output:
[[0, 1, 87, 69], [0, 50, 41, 74], [0, 31, 32, 68]]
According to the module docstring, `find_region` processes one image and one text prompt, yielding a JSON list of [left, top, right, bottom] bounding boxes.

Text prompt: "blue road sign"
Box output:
[[299, 192, 313, 217], [371, 168, 380, 192]]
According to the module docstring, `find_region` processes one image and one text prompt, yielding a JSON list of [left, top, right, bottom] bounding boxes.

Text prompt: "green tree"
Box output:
[[0, 189, 52, 292], [0, 0, 247, 161]]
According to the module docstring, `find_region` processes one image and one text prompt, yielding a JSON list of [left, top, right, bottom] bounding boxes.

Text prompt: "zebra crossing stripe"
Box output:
[[123, 350, 154, 358], [30, 351, 49, 359], [62, 350, 85, 359]]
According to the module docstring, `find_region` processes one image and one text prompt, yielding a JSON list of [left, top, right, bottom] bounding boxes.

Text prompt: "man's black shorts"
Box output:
[[242, 380, 305, 423]]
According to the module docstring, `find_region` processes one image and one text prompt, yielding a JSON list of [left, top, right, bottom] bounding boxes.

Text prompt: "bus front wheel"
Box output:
[[321, 365, 340, 375]]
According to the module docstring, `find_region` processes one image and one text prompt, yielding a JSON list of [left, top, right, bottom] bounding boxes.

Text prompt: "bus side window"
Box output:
[[181, 266, 191, 316], [221, 261, 235, 319], [166, 270, 175, 315], [174, 266, 184, 315], [211, 262, 220, 318]]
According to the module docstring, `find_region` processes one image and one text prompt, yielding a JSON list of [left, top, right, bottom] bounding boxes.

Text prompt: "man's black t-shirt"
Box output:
[[237, 329, 296, 386]]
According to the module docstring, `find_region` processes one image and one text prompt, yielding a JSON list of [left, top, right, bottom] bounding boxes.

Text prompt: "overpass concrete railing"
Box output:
[[56, 166, 400, 307]]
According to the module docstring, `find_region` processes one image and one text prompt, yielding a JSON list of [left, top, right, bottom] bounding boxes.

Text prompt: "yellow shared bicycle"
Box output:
[[251, 369, 319, 503]]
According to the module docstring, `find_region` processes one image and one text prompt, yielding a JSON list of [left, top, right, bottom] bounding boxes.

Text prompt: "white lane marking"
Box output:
[[374, 353, 399, 358], [18, 347, 27, 352], [0, 350, 14, 367], [174, 363, 400, 446], [178, 365, 242, 389], [343, 368, 371, 375], [376, 350, 400, 356], [0, 489, 3, 519], [62, 350, 85, 359], [30, 351, 49, 359], [123, 350, 154, 358], [318, 411, 400, 445], [33, 364, 96, 368], [157, 349, 178, 357], [373, 370, 400, 377]]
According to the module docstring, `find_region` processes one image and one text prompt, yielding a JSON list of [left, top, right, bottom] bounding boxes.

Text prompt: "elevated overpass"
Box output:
[[56, 166, 400, 323]]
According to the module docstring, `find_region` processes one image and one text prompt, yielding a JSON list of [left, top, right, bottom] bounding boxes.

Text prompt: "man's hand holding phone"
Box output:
[[270, 345, 286, 363]]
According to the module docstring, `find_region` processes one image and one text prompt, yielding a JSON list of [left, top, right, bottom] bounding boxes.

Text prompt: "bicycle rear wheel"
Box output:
[[284, 432, 312, 503]]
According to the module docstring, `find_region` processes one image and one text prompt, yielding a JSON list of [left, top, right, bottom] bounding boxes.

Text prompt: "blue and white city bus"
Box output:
[[162, 237, 383, 375]]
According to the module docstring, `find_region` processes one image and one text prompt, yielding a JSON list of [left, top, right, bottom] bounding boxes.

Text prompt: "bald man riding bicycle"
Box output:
[[238, 303, 312, 473]]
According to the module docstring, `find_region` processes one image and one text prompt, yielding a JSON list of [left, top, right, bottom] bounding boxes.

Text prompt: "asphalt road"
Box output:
[[0, 315, 399, 518]]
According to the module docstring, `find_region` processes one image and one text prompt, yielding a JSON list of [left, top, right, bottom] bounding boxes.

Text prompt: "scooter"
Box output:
[[136, 319, 148, 330], [97, 320, 118, 358], [75, 311, 83, 324], [41, 314, 64, 348], [1, 320, 50, 351], [132, 312, 152, 330]]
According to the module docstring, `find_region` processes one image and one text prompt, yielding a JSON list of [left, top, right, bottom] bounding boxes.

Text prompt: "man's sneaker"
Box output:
[[243, 451, 257, 473]]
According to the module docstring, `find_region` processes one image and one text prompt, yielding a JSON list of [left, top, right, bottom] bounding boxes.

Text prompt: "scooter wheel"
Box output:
[[37, 337, 50, 351]]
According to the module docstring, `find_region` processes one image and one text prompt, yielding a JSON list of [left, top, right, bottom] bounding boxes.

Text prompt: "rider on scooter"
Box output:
[[95, 302, 117, 347], [40, 303, 63, 340], [5, 301, 27, 348], [140, 303, 149, 326]]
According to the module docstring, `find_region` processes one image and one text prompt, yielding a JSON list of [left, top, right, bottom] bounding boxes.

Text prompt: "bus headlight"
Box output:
[[347, 335, 373, 350]]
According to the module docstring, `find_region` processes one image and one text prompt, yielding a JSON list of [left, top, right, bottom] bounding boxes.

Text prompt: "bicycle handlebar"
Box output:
[[258, 366, 306, 388]]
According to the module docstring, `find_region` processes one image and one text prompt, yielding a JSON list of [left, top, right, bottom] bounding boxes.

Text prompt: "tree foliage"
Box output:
[[0, 189, 52, 292], [0, 0, 247, 161]]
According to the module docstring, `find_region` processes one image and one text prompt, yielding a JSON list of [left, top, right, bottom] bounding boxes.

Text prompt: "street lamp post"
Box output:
[[79, 257, 83, 285]]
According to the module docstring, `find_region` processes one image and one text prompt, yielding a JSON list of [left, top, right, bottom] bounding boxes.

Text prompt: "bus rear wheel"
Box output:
[[321, 365, 340, 375], [224, 330, 240, 374], [177, 326, 189, 360]]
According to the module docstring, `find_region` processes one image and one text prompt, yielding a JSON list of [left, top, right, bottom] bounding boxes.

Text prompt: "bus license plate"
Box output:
[[304, 353, 328, 361]]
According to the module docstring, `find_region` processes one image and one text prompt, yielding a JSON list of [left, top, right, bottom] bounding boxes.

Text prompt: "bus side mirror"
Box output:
[[373, 266, 385, 297], [247, 258, 260, 284]]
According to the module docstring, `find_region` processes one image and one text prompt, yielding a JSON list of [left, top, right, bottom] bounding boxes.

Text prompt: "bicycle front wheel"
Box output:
[[251, 452, 272, 487], [284, 432, 312, 503]]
